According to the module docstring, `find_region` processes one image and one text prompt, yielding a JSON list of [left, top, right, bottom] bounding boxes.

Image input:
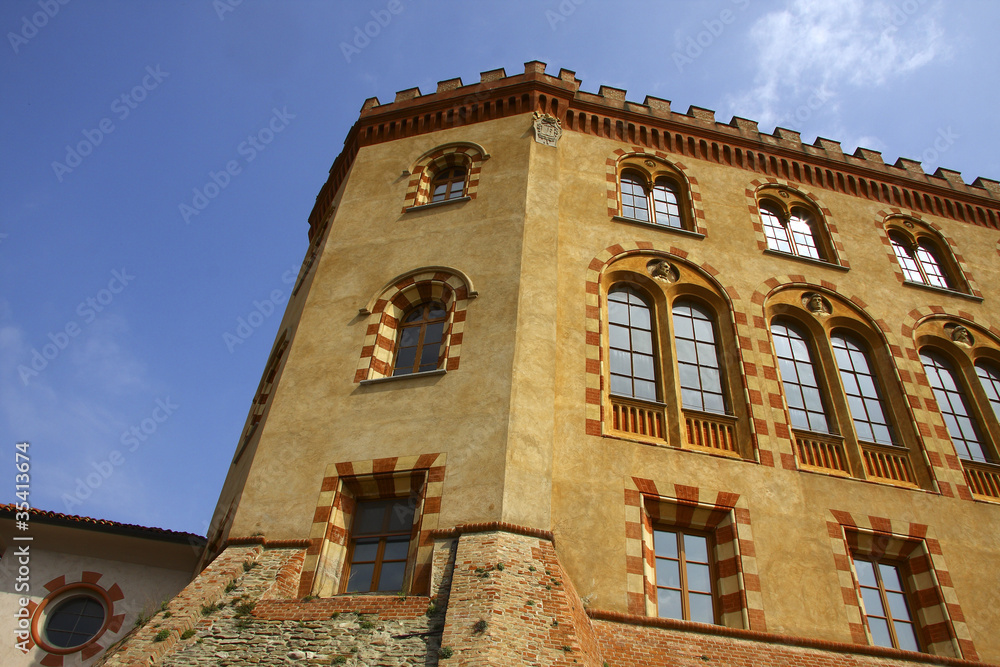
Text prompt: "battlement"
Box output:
[[309, 61, 999, 237]]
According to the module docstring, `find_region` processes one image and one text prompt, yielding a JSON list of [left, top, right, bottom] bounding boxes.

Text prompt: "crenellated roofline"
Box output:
[[307, 61, 1000, 241]]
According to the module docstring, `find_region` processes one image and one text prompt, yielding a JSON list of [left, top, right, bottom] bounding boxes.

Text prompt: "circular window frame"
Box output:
[[31, 583, 113, 655]]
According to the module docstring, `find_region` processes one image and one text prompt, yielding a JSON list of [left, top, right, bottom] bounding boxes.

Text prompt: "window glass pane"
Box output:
[[788, 210, 822, 259], [920, 351, 987, 461], [657, 588, 682, 619], [916, 242, 951, 289], [832, 334, 895, 444], [419, 344, 439, 368], [890, 234, 924, 283], [683, 534, 709, 562], [354, 503, 386, 534], [392, 349, 416, 375], [853, 558, 876, 586], [351, 538, 379, 562], [976, 362, 1000, 422], [621, 173, 650, 221], [346, 562, 375, 592], [633, 354, 655, 381], [772, 321, 831, 433], [886, 592, 910, 620], [610, 374, 631, 396], [655, 557, 681, 589], [703, 393, 726, 413], [632, 330, 653, 355], [630, 303, 651, 329], [760, 205, 792, 253], [868, 617, 893, 648], [399, 327, 419, 347], [387, 502, 414, 531], [610, 348, 630, 376], [687, 564, 712, 593], [423, 322, 444, 344], [654, 530, 678, 558], [878, 563, 903, 591], [689, 593, 715, 624], [675, 338, 696, 363], [894, 622, 920, 652], [678, 363, 700, 389], [652, 179, 683, 228], [609, 324, 630, 350], [608, 299, 629, 324], [377, 561, 406, 592], [634, 380, 657, 401], [861, 587, 884, 617]]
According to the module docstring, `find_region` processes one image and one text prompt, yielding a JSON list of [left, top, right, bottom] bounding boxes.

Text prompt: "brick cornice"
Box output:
[[587, 609, 996, 666], [429, 521, 554, 543]]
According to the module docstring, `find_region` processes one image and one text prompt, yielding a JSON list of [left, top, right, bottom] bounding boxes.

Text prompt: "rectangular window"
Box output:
[[653, 528, 716, 624], [343, 498, 415, 593], [852, 556, 920, 652]]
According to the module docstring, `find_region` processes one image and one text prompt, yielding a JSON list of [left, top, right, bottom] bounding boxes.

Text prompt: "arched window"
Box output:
[[890, 233, 951, 289], [652, 178, 683, 228], [771, 320, 831, 433], [600, 255, 750, 458], [392, 302, 447, 376], [976, 361, 1000, 422], [608, 285, 657, 401], [673, 300, 725, 413], [620, 171, 651, 222], [616, 157, 693, 231], [756, 188, 833, 263], [919, 350, 987, 462], [429, 166, 467, 203], [831, 333, 895, 446], [885, 218, 966, 293]]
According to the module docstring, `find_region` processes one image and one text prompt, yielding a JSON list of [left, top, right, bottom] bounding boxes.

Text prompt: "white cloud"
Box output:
[[728, 0, 946, 130]]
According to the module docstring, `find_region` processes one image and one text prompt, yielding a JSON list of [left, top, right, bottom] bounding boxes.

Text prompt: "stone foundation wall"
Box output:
[[97, 530, 995, 667]]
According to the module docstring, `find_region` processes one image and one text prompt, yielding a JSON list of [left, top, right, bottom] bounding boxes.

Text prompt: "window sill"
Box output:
[[901, 280, 982, 302], [762, 248, 848, 271], [404, 196, 471, 213], [360, 368, 447, 386], [611, 216, 705, 239]]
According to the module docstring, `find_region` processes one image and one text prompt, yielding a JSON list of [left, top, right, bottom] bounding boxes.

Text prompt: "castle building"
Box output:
[[94, 62, 1000, 666]]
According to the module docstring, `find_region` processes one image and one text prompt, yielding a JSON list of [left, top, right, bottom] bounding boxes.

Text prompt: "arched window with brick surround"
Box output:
[[601, 254, 751, 459], [764, 288, 928, 488], [402, 141, 488, 211], [356, 267, 476, 383], [615, 156, 694, 232], [885, 217, 968, 293], [756, 187, 835, 263], [911, 317, 1000, 500]]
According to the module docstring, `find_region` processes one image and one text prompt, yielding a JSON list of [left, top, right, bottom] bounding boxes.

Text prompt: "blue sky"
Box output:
[[2, 0, 998, 536]]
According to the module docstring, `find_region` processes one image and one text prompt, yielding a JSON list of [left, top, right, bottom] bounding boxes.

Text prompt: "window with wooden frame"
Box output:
[[343, 497, 415, 593], [615, 157, 692, 232], [653, 527, 716, 624], [766, 289, 927, 488], [602, 255, 750, 458], [757, 188, 835, 263], [429, 165, 468, 203], [392, 302, 447, 376], [913, 319, 1000, 500], [885, 218, 967, 293], [852, 556, 920, 651]]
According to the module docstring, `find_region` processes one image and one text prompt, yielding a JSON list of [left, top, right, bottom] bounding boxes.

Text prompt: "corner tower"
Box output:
[[101, 62, 1000, 667]]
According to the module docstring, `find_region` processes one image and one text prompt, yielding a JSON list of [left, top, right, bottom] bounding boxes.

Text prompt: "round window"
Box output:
[[44, 595, 106, 649]]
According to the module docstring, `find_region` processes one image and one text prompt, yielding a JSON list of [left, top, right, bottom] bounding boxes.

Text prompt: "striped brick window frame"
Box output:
[[744, 178, 848, 268], [402, 141, 488, 212], [25, 571, 126, 664], [874, 210, 982, 298], [604, 148, 707, 235], [355, 267, 476, 382], [302, 453, 445, 599], [624, 477, 765, 631], [827, 510, 977, 659]]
